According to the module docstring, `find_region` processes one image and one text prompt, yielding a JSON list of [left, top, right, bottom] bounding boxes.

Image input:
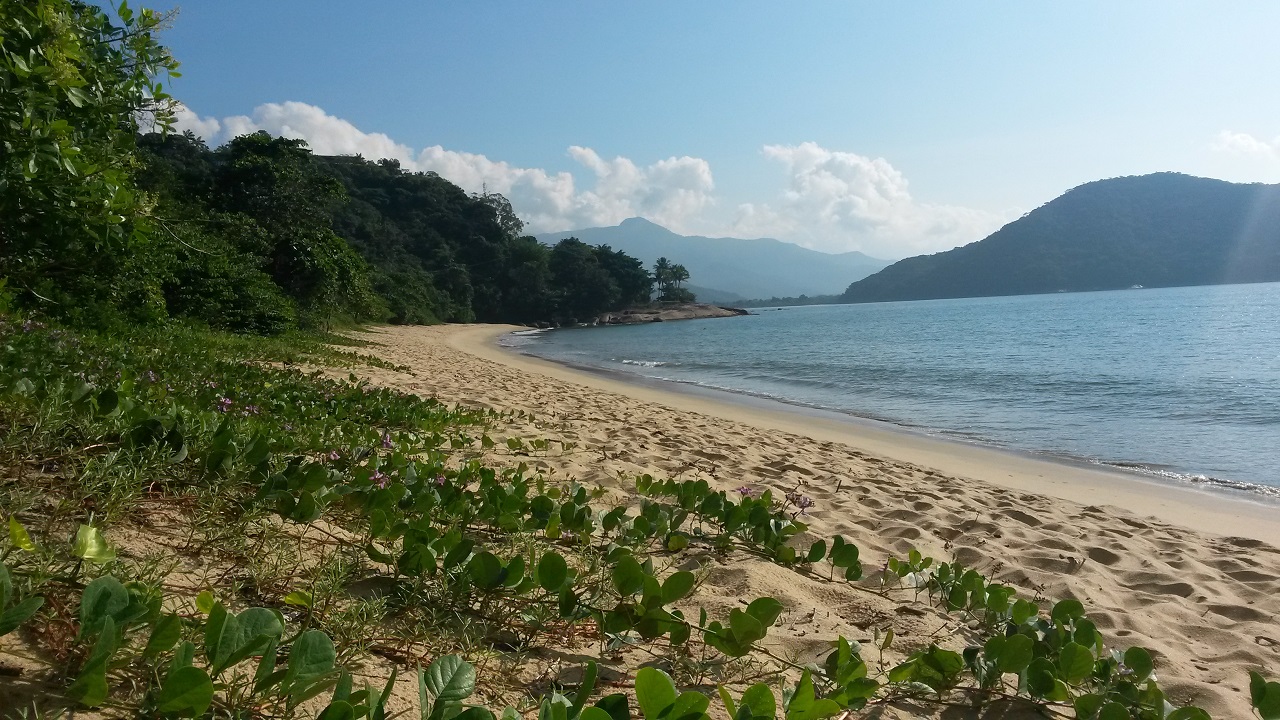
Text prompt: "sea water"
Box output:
[[504, 282, 1280, 494]]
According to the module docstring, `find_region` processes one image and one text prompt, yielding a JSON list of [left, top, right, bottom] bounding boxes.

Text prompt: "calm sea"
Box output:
[[503, 283, 1280, 495]]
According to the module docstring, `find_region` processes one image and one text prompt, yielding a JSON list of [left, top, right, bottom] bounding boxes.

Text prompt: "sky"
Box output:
[[145, 1, 1280, 260]]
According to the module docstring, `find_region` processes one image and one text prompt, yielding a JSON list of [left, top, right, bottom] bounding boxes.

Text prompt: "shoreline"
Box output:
[[462, 324, 1280, 547], [351, 323, 1280, 717], [506, 329, 1280, 503]]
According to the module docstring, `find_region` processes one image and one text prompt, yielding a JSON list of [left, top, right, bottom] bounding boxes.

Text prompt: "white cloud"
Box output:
[[170, 102, 221, 139], [1213, 130, 1280, 158], [170, 101, 714, 234], [730, 142, 1009, 258], [163, 104, 1005, 257]]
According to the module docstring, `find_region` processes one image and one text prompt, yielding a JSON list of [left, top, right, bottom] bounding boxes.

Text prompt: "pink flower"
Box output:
[[371, 471, 388, 489], [736, 486, 756, 497], [381, 431, 393, 449]]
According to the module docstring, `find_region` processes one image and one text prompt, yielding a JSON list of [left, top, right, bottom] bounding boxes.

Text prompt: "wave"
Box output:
[[619, 359, 669, 368]]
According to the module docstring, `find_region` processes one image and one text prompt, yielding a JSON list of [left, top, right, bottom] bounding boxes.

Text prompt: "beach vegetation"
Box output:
[[1, 317, 1276, 719], [1, 2, 1275, 719]]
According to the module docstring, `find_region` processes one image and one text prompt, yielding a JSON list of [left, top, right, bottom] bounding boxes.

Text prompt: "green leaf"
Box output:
[[1057, 642, 1094, 684], [537, 552, 569, 593], [830, 543, 859, 568], [79, 576, 129, 639], [283, 590, 314, 609], [317, 701, 357, 720], [728, 608, 764, 644], [68, 616, 117, 707], [739, 684, 776, 720], [195, 590, 215, 614], [423, 654, 475, 704], [806, 540, 826, 563], [1051, 598, 1085, 625], [593, 694, 630, 720], [635, 667, 677, 720], [1073, 694, 1105, 719], [581, 708, 616, 720], [155, 665, 214, 717], [1097, 702, 1129, 720], [1253, 670, 1280, 720], [745, 597, 783, 628], [286, 629, 336, 685], [1026, 657, 1057, 697], [72, 524, 116, 563], [717, 687, 737, 720], [0, 596, 44, 636], [8, 516, 35, 551], [661, 571, 696, 604], [611, 556, 646, 596], [666, 691, 710, 720], [570, 661, 598, 720], [143, 613, 182, 658], [469, 551, 505, 589], [1123, 646, 1153, 683], [998, 633, 1034, 674]]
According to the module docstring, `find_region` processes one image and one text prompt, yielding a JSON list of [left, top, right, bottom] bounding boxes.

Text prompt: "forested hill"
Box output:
[[123, 131, 653, 332], [841, 173, 1280, 303]]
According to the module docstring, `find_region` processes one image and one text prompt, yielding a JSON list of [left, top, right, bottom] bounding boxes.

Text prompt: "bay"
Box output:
[[506, 282, 1280, 493]]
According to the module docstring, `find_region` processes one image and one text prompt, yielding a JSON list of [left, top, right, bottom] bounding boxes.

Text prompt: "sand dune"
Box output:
[[350, 324, 1280, 718]]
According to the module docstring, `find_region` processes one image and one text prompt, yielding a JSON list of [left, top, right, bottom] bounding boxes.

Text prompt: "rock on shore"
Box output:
[[595, 303, 749, 325]]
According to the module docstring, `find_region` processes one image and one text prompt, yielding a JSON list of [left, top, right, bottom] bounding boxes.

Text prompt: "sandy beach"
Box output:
[[350, 323, 1280, 717]]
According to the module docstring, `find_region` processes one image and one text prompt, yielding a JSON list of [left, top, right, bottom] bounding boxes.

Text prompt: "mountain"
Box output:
[[841, 173, 1280, 304], [536, 218, 890, 301]]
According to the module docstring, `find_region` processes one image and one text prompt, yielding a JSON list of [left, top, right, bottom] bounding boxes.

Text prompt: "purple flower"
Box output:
[[736, 486, 756, 497], [370, 471, 388, 489], [381, 431, 393, 449], [216, 397, 233, 413], [283, 423, 294, 432], [785, 490, 814, 515], [328, 450, 341, 461], [434, 475, 447, 487], [146, 370, 158, 383], [242, 404, 261, 416]]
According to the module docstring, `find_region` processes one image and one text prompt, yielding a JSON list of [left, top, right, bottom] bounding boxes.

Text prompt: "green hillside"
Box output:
[[841, 173, 1280, 303]]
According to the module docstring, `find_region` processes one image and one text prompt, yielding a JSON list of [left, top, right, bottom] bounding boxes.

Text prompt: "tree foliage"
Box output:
[[1, 1, 678, 333], [0, 0, 180, 324]]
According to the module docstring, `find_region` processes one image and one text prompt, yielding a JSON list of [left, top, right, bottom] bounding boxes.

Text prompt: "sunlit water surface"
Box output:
[[505, 283, 1280, 495]]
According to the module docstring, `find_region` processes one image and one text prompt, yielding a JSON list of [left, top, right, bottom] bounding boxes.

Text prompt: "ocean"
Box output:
[[502, 282, 1280, 495]]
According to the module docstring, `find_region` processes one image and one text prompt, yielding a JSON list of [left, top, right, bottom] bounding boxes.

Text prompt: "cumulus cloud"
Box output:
[[167, 101, 714, 234], [730, 142, 1008, 258], [164, 104, 1004, 256], [1213, 130, 1280, 158]]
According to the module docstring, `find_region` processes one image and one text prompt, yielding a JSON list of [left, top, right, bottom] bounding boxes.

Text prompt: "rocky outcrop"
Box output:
[[595, 303, 749, 325]]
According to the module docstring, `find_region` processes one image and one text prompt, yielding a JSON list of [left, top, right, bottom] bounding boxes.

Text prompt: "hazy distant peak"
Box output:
[[619, 216, 661, 228], [536, 219, 891, 300]]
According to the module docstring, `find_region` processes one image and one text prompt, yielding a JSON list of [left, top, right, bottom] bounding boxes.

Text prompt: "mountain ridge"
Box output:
[[535, 217, 890, 300], [841, 172, 1280, 303]]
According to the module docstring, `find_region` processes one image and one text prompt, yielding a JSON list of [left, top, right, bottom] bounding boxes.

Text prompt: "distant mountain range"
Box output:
[[841, 173, 1280, 303], [536, 217, 890, 301]]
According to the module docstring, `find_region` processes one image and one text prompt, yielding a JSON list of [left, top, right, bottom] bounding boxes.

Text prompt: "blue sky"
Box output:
[[150, 1, 1280, 259]]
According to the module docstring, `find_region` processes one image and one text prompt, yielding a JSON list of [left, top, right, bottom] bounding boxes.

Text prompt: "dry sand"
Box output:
[[350, 323, 1280, 717]]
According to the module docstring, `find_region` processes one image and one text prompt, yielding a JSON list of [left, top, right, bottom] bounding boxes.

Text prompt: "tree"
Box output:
[[654, 257, 673, 296], [653, 258, 695, 302], [550, 238, 619, 321], [1, 0, 180, 322]]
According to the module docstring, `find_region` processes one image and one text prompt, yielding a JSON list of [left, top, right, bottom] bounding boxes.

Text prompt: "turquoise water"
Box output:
[[504, 283, 1280, 494]]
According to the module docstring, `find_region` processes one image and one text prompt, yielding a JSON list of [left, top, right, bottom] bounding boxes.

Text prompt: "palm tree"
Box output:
[[653, 257, 673, 296]]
